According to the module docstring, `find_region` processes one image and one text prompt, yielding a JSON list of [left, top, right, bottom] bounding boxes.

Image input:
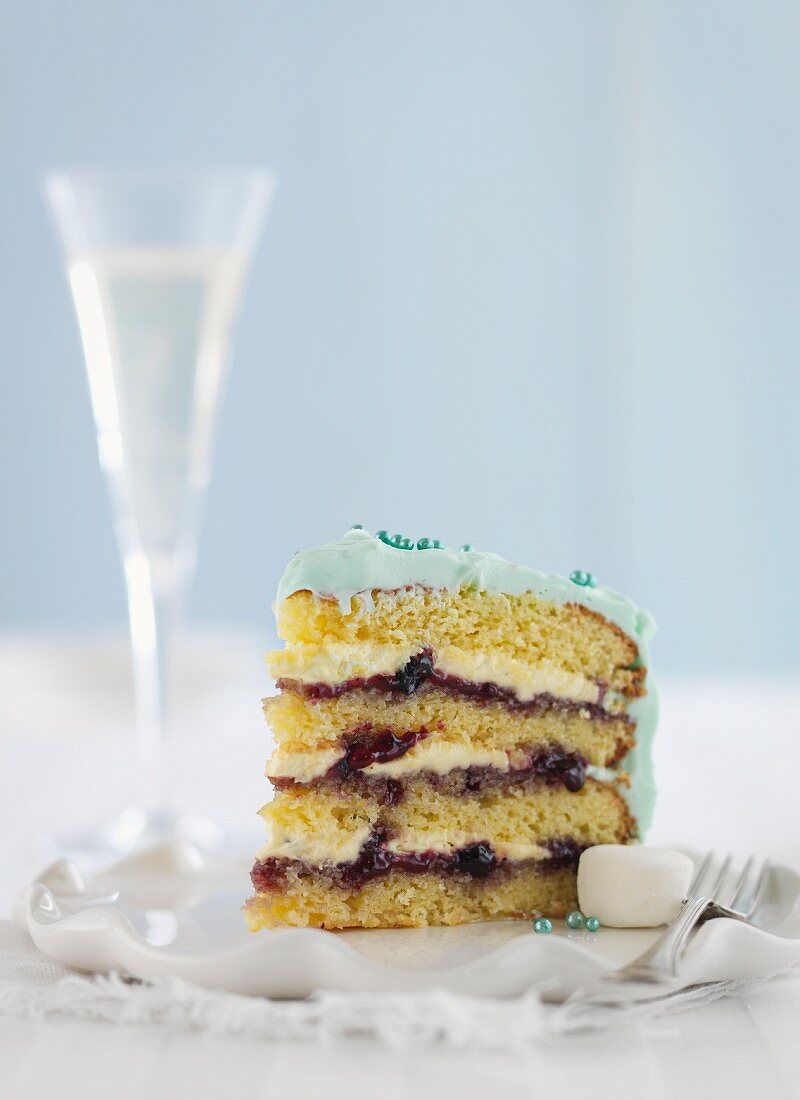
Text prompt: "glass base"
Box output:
[[39, 806, 227, 865]]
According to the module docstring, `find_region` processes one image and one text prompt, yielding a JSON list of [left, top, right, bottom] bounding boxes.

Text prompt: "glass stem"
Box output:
[[123, 548, 179, 819]]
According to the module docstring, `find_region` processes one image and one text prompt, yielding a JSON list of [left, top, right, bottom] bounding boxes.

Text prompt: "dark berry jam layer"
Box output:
[[273, 742, 589, 801], [328, 725, 431, 778], [251, 835, 587, 893], [277, 650, 619, 724]]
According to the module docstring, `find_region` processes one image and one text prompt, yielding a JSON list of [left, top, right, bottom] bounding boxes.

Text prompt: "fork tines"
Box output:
[[688, 851, 770, 919]]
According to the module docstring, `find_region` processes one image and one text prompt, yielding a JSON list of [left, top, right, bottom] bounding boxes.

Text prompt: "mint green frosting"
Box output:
[[276, 528, 658, 837]]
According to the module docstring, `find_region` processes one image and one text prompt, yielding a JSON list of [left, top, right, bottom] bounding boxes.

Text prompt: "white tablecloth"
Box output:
[[1, 633, 798, 1098]]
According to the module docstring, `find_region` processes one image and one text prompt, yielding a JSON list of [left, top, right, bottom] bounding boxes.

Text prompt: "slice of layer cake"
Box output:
[[245, 528, 657, 930]]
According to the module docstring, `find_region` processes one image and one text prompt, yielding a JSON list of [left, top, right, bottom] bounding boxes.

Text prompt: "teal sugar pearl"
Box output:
[[532, 917, 553, 935], [350, 524, 364, 530], [431, 539, 444, 549], [459, 543, 473, 552], [376, 529, 419, 550], [416, 537, 433, 550], [569, 569, 597, 588], [565, 910, 584, 930], [584, 916, 600, 933]]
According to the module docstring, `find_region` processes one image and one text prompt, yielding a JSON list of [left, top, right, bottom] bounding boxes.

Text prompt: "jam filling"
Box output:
[[272, 741, 589, 800], [328, 726, 430, 779], [277, 650, 616, 723], [250, 835, 587, 893]]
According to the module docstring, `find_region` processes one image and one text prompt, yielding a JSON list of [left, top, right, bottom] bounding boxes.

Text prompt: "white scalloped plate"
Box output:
[[12, 842, 800, 1000]]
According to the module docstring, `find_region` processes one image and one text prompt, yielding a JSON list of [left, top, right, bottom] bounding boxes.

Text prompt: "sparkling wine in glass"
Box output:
[[44, 168, 276, 852]]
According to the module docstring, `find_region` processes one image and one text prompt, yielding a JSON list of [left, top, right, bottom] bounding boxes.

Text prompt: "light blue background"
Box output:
[[1, 1, 798, 672]]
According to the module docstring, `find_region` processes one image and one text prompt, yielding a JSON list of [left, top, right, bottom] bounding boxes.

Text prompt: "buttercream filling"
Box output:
[[269, 737, 588, 793], [276, 650, 620, 725], [269, 643, 607, 708], [266, 737, 511, 783], [251, 836, 587, 892]]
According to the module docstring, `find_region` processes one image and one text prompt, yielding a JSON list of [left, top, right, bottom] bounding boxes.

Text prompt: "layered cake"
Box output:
[[245, 528, 657, 930]]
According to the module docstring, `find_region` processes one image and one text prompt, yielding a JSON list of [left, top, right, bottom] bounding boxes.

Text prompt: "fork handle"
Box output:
[[603, 895, 713, 986]]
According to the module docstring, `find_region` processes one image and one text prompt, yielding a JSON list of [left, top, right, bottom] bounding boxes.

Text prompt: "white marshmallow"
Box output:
[[577, 845, 694, 928]]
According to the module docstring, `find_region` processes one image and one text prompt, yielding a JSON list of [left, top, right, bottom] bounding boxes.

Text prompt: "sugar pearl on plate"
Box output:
[[577, 845, 694, 928]]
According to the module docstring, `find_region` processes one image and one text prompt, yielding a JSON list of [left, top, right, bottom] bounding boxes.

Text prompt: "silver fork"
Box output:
[[602, 851, 770, 989]]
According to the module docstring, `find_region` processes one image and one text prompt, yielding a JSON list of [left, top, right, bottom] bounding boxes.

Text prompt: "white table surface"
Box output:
[[1, 632, 799, 1099]]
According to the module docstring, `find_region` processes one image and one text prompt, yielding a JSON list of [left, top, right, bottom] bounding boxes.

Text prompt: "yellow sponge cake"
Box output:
[[245, 528, 657, 930]]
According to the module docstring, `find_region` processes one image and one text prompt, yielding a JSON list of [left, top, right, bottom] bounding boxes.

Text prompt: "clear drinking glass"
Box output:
[[43, 167, 276, 852]]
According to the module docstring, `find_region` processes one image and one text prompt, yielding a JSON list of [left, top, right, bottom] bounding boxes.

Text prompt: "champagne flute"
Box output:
[[44, 167, 276, 852]]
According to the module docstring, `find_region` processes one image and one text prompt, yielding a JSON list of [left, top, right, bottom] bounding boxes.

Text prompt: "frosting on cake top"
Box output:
[[276, 527, 655, 644]]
